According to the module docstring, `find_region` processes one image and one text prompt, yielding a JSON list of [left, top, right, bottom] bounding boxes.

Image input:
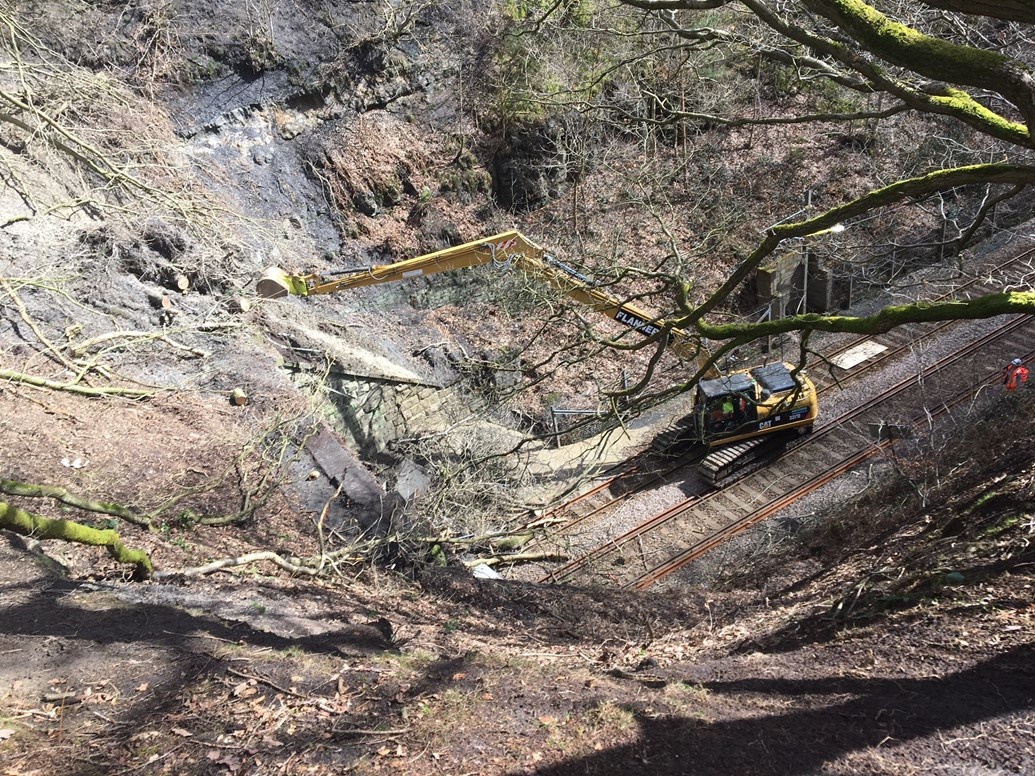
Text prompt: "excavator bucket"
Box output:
[[257, 267, 297, 299]]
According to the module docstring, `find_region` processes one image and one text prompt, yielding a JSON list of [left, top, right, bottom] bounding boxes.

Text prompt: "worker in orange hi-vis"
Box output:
[[1003, 358, 1030, 391]]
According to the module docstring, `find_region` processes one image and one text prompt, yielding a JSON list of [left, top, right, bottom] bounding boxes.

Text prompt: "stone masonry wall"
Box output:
[[328, 372, 453, 458]]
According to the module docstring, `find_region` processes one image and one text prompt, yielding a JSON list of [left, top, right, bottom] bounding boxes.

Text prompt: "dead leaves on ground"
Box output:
[[0, 660, 403, 775]]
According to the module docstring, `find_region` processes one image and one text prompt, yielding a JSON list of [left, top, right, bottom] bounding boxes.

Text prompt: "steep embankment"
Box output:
[[1, 389, 1032, 774], [1, 3, 1033, 774]]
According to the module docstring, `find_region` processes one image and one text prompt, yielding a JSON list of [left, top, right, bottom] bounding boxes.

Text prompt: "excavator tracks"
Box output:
[[634, 252, 1030, 485], [698, 436, 779, 485]]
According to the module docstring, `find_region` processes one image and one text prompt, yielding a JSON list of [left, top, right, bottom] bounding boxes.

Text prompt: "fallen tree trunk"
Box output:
[[0, 368, 156, 398], [155, 550, 318, 578], [0, 500, 153, 579]]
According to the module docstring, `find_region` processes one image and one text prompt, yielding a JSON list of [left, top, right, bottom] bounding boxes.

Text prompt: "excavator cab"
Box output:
[[697, 372, 759, 439], [694, 362, 816, 446]]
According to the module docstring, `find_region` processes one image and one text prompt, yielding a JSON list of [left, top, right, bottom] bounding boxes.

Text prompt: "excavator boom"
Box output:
[[258, 231, 708, 367], [258, 230, 818, 484]]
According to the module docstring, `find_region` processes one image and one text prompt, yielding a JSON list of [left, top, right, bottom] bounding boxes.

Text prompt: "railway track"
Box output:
[[517, 252, 1035, 553], [538, 313, 1035, 587]]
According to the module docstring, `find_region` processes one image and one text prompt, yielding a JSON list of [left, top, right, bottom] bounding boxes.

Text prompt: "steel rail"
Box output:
[[518, 253, 1035, 568], [539, 314, 1034, 585], [803, 249, 1035, 381], [629, 336, 1035, 590], [547, 252, 1035, 515]]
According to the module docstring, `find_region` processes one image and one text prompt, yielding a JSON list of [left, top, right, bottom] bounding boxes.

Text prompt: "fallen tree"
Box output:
[[1, 478, 153, 528]]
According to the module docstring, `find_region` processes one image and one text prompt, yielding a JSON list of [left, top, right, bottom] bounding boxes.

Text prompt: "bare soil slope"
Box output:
[[1, 386, 1033, 774], [1, 2, 1033, 773]]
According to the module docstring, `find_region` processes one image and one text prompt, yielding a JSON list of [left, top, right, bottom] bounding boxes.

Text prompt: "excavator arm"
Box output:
[[257, 230, 714, 374], [258, 229, 819, 483]]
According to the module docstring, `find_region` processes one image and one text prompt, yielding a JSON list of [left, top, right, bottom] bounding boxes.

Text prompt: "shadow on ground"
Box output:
[[525, 641, 1035, 775]]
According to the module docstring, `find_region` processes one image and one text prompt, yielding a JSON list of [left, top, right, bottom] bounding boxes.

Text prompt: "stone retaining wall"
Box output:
[[328, 372, 453, 457]]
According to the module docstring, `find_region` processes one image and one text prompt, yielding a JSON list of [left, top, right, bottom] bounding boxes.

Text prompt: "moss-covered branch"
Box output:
[[803, 0, 1035, 139], [626, 0, 1035, 145], [640, 0, 1033, 146], [781, 163, 1035, 238], [684, 162, 1035, 329], [696, 292, 1035, 340], [0, 500, 153, 579], [0, 480, 152, 528], [805, 1, 1014, 90]]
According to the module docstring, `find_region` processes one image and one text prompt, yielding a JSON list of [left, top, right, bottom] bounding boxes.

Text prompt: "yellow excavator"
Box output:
[[257, 230, 818, 484]]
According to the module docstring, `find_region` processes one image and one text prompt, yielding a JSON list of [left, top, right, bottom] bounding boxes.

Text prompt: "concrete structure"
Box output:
[[756, 246, 835, 318]]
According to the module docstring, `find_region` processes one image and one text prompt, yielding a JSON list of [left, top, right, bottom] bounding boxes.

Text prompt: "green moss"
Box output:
[[818, 0, 1012, 74], [928, 88, 1029, 144], [698, 290, 1035, 341], [0, 500, 153, 578], [971, 491, 1001, 510], [438, 167, 491, 196], [981, 514, 1022, 539], [812, 0, 1030, 143]]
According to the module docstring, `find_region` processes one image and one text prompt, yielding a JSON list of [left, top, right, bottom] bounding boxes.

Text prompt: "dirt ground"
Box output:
[[1, 3, 1034, 773], [2, 380, 1034, 774]]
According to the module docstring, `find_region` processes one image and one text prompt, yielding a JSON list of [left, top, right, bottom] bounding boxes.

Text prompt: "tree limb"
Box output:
[[697, 291, 1035, 340], [67, 330, 211, 359], [156, 551, 321, 578], [801, 0, 1035, 136], [0, 479, 152, 528], [683, 162, 1035, 330], [0, 368, 156, 398], [0, 500, 153, 579]]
